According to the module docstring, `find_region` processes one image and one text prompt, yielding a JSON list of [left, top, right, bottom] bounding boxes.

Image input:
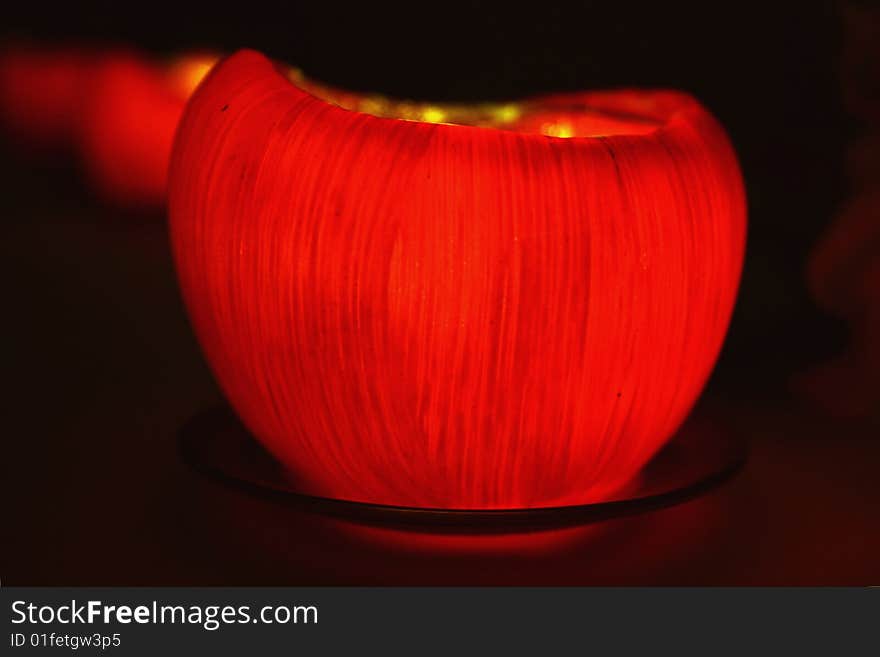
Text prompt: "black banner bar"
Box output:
[[2, 587, 876, 655]]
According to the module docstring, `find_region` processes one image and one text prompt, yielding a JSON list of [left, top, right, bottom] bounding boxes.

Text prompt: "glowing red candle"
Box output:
[[170, 49, 746, 510]]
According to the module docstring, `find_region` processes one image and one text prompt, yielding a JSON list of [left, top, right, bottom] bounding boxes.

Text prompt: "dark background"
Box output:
[[2, 1, 877, 584]]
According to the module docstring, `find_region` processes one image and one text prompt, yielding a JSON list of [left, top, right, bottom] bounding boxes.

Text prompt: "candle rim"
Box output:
[[187, 49, 707, 142], [284, 65, 668, 139]]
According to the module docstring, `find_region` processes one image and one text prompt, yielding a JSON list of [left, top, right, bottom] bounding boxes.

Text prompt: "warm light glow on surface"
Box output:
[[167, 54, 219, 99], [170, 50, 746, 510], [541, 121, 574, 137], [335, 523, 609, 555]]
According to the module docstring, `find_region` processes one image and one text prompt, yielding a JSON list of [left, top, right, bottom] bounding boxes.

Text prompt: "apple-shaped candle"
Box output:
[[169, 50, 746, 510]]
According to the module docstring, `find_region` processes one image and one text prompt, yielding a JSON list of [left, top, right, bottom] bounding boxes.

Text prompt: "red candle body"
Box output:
[[170, 50, 746, 509]]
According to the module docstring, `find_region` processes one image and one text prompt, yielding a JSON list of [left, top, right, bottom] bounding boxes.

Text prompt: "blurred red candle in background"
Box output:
[[79, 52, 216, 206], [169, 49, 747, 510], [0, 45, 215, 206]]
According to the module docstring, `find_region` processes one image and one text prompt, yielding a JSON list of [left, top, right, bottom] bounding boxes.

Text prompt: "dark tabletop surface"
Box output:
[[3, 161, 879, 586]]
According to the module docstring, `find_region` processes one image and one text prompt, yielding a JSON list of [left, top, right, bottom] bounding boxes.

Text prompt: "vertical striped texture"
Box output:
[[170, 50, 746, 509]]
